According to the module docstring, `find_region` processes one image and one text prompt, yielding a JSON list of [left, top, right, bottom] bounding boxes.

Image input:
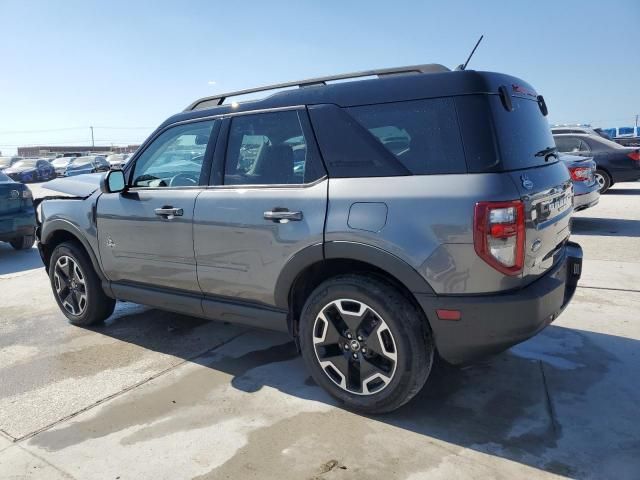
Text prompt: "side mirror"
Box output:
[[100, 169, 126, 193]]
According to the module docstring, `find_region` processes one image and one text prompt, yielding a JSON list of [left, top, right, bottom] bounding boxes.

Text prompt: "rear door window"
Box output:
[[224, 110, 323, 185], [347, 98, 467, 174]]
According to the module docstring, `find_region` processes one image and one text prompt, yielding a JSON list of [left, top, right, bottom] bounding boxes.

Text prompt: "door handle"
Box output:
[[264, 208, 303, 223], [154, 207, 184, 219]]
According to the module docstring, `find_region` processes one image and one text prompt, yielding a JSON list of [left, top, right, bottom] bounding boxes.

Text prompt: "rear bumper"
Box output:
[[0, 208, 36, 241], [416, 241, 583, 364], [573, 186, 600, 211]]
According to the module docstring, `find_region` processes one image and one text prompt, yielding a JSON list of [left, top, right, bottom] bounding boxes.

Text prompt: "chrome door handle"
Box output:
[[264, 209, 303, 223], [154, 207, 183, 219]]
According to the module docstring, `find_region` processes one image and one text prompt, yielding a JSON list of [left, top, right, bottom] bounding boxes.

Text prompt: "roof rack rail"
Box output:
[[184, 63, 451, 111]]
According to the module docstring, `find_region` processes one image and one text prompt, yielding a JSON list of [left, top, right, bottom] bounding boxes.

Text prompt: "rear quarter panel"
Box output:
[[325, 175, 525, 294]]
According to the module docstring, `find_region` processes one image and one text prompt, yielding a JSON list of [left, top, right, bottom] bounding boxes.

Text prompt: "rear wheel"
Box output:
[[9, 233, 35, 250], [299, 274, 434, 414], [49, 241, 115, 326], [594, 169, 612, 193]]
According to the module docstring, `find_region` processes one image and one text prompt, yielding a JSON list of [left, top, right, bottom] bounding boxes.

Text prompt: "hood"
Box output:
[[5, 166, 36, 174], [43, 172, 104, 197]]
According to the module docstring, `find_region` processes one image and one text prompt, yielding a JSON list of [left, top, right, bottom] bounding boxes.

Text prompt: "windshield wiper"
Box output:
[[535, 146, 558, 157]]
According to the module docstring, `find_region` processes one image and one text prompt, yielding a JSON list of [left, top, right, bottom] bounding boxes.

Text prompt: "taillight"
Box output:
[[569, 166, 591, 181], [627, 150, 640, 162], [474, 201, 525, 276]]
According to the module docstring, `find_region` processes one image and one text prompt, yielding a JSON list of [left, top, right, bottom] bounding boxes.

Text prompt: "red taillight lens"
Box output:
[[569, 166, 591, 181], [474, 201, 525, 276], [627, 150, 640, 161]]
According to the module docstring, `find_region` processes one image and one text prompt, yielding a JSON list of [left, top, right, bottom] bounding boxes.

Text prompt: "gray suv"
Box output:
[[36, 64, 583, 413]]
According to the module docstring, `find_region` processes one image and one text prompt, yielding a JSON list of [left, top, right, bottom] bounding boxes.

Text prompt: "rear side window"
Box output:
[[347, 98, 467, 175], [554, 136, 590, 153]]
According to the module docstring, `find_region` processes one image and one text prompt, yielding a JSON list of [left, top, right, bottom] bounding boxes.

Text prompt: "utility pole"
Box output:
[[90, 126, 95, 148]]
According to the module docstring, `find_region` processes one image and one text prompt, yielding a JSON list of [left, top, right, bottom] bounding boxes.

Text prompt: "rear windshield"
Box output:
[[488, 95, 558, 170]]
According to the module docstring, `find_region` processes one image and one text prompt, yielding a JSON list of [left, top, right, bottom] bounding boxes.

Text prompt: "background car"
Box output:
[[105, 153, 130, 169], [62, 155, 110, 177], [51, 157, 74, 176], [0, 156, 24, 171], [551, 125, 612, 140], [560, 154, 599, 211], [0, 170, 36, 249], [553, 132, 640, 193], [3, 159, 56, 183]]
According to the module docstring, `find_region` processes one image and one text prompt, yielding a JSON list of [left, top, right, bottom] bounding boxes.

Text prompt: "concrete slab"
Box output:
[[0, 267, 246, 440], [0, 182, 638, 479], [0, 445, 73, 479], [17, 330, 558, 479], [0, 434, 14, 453]]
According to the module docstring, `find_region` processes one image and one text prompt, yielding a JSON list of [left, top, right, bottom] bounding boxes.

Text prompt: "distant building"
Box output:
[[17, 145, 140, 157]]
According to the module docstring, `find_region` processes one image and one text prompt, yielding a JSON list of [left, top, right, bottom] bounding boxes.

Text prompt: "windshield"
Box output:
[[12, 160, 37, 168], [52, 158, 71, 166], [488, 95, 558, 170]]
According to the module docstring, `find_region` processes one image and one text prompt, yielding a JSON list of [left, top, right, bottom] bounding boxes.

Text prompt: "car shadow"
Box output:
[[607, 188, 640, 195], [0, 243, 43, 275], [88, 308, 639, 479], [571, 217, 640, 237]]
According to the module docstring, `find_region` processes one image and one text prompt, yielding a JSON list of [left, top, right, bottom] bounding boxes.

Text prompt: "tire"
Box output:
[[594, 169, 612, 193], [299, 274, 434, 414], [9, 233, 35, 250], [49, 241, 115, 326]]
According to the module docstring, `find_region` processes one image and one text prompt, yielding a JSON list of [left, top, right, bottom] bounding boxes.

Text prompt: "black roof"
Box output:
[[160, 68, 537, 129]]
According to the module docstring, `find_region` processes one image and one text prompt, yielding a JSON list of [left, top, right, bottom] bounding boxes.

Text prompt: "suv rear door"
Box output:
[[97, 119, 219, 301], [484, 94, 573, 283], [193, 107, 327, 314]]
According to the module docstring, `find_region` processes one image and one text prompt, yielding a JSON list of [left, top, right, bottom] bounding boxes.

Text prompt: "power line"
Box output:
[[0, 126, 153, 134]]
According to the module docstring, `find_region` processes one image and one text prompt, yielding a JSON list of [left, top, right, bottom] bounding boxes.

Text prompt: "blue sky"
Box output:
[[1, 0, 638, 154]]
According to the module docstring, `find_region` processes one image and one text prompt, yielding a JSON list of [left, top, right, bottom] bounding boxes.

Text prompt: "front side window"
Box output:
[[224, 110, 320, 185], [132, 120, 214, 187], [347, 98, 467, 175]]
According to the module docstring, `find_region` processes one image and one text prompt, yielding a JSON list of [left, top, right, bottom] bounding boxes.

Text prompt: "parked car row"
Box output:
[[50, 155, 111, 177], [0, 155, 113, 183], [552, 128, 640, 193]]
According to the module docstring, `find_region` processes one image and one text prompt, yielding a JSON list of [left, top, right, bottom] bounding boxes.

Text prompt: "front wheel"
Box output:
[[49, 241, 115, 326], [594, 169, 612, 193], [299, 275, 434, 414]]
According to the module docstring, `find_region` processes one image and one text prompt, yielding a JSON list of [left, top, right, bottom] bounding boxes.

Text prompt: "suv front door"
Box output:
[[194, 108, 327, 316], [97, 119, 218, 300]]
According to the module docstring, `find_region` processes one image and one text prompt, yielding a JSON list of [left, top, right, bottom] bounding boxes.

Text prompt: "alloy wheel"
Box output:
[[312, 299, 397, 395], [53, 255, 88, 316]]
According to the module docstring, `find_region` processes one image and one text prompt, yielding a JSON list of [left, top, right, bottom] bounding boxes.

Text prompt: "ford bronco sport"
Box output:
[[36, 64, 583, 413]]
